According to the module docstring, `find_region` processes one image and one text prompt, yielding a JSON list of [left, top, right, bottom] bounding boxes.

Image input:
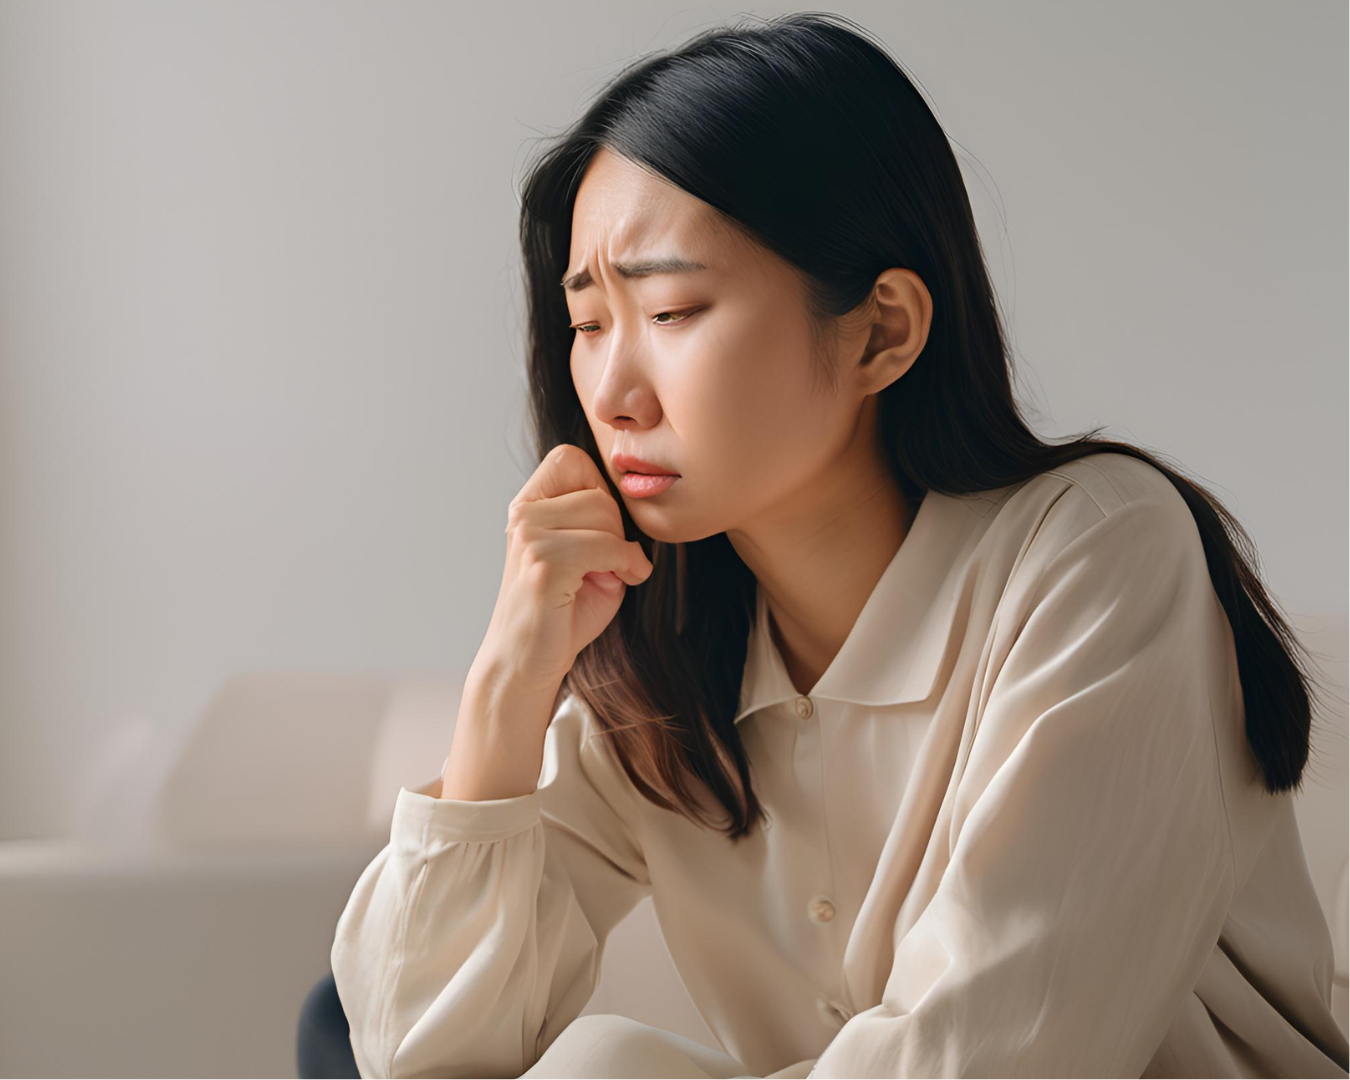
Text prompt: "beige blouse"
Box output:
[[331, 451, 1349, 1078]]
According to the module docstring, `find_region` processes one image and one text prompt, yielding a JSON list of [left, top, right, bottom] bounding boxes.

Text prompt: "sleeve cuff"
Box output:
[[391, 778, 543, 847]]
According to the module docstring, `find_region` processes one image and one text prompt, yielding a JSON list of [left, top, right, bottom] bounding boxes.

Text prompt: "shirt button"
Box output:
[[794, 696, 814, 719], [807, 895, 836, 923]]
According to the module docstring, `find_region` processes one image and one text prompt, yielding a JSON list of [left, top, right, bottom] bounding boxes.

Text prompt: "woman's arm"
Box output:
[[330, 690, 652, 1079]]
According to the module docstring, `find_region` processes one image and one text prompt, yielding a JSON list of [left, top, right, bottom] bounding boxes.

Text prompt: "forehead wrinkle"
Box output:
[[563, 216, 713, 292], [560, 252, 710, 292], [566, 186, 717, 289], [567, 186, 757, 300], [571, 207, 675, 263]]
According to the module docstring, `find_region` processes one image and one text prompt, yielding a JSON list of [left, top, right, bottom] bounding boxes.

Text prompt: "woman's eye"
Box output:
[[571, 310, 698, 335]]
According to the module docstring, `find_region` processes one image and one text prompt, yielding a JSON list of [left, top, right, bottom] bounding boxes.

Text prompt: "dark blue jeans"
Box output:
[[297, 970, 361, 1078]]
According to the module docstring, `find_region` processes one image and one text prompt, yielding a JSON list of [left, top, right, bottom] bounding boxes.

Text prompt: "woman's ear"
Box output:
[[856, 267, 932, 391]]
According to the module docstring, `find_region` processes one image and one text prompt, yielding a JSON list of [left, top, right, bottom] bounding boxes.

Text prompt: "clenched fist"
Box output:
[[474, 443, 655, 701]]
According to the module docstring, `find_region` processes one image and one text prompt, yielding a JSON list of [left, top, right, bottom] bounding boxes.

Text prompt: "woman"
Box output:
[[330, 12, 1348, 1078]]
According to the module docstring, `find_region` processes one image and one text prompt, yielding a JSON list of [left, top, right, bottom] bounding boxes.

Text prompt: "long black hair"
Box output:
[[514, 10, 1335, 840]]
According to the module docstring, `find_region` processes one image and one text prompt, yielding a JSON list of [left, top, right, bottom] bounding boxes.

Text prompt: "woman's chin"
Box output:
[[627, 508, 724, 547]]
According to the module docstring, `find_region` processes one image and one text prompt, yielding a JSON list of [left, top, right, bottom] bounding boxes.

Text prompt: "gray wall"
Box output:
[[0, 0, 1345, 841]]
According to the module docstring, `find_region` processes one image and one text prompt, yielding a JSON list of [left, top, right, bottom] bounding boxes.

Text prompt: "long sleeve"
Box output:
[[810, 489, 1239, 1078], [330, 689, 652, 1079]]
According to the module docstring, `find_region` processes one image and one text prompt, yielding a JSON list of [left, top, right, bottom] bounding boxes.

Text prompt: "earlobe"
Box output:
[[864, 342, 920, 394]]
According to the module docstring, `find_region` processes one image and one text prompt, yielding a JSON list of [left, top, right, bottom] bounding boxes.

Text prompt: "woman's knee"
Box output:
[[526, 1013, 748, 1079], [538, 1013, 642, 1059]]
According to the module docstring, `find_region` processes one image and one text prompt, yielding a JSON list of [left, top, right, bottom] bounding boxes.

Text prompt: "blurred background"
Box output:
[[0, 1, 1345, 1076]]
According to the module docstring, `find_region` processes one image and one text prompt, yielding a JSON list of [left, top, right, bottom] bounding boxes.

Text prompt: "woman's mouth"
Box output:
[[619, 472, 680, 498]]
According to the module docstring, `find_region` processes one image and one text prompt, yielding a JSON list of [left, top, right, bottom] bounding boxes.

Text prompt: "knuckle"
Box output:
[[506, 522, 538, 563], [514, 522, 544, 554]]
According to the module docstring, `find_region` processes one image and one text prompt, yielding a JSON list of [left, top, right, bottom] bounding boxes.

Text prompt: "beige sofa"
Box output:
[[1, 620, 1345, 1077]]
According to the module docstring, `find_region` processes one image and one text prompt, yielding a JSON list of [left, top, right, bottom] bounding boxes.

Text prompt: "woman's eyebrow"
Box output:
[[561, 256, 709, 292]]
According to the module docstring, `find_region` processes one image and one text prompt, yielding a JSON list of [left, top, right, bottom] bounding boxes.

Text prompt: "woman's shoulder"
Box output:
[[965, 449, 1178, 516], [958, 451, 1201, 583], [1036, 450, 1186, 517]]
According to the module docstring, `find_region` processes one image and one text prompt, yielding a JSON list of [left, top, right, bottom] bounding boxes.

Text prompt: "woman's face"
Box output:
[[565, 147, 904, 546]]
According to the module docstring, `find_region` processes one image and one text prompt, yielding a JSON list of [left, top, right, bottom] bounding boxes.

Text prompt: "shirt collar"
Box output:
[[733, 488, 1005, 724]]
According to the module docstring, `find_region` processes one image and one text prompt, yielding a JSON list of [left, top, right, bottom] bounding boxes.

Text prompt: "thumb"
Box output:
[[586, 570, 624, 591]]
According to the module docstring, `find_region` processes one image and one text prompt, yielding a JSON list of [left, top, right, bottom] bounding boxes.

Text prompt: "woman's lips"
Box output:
[[619, 472, 680, 498]]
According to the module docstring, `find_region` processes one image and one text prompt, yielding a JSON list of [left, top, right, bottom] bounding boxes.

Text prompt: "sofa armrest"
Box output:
[[0, 839, 381, 1078]]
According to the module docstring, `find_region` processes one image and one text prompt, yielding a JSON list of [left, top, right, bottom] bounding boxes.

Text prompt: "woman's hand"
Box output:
[[473, 442, 654, 704]]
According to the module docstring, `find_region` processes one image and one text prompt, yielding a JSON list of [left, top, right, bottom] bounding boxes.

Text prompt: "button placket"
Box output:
[[792, 691, 851, 1038]]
